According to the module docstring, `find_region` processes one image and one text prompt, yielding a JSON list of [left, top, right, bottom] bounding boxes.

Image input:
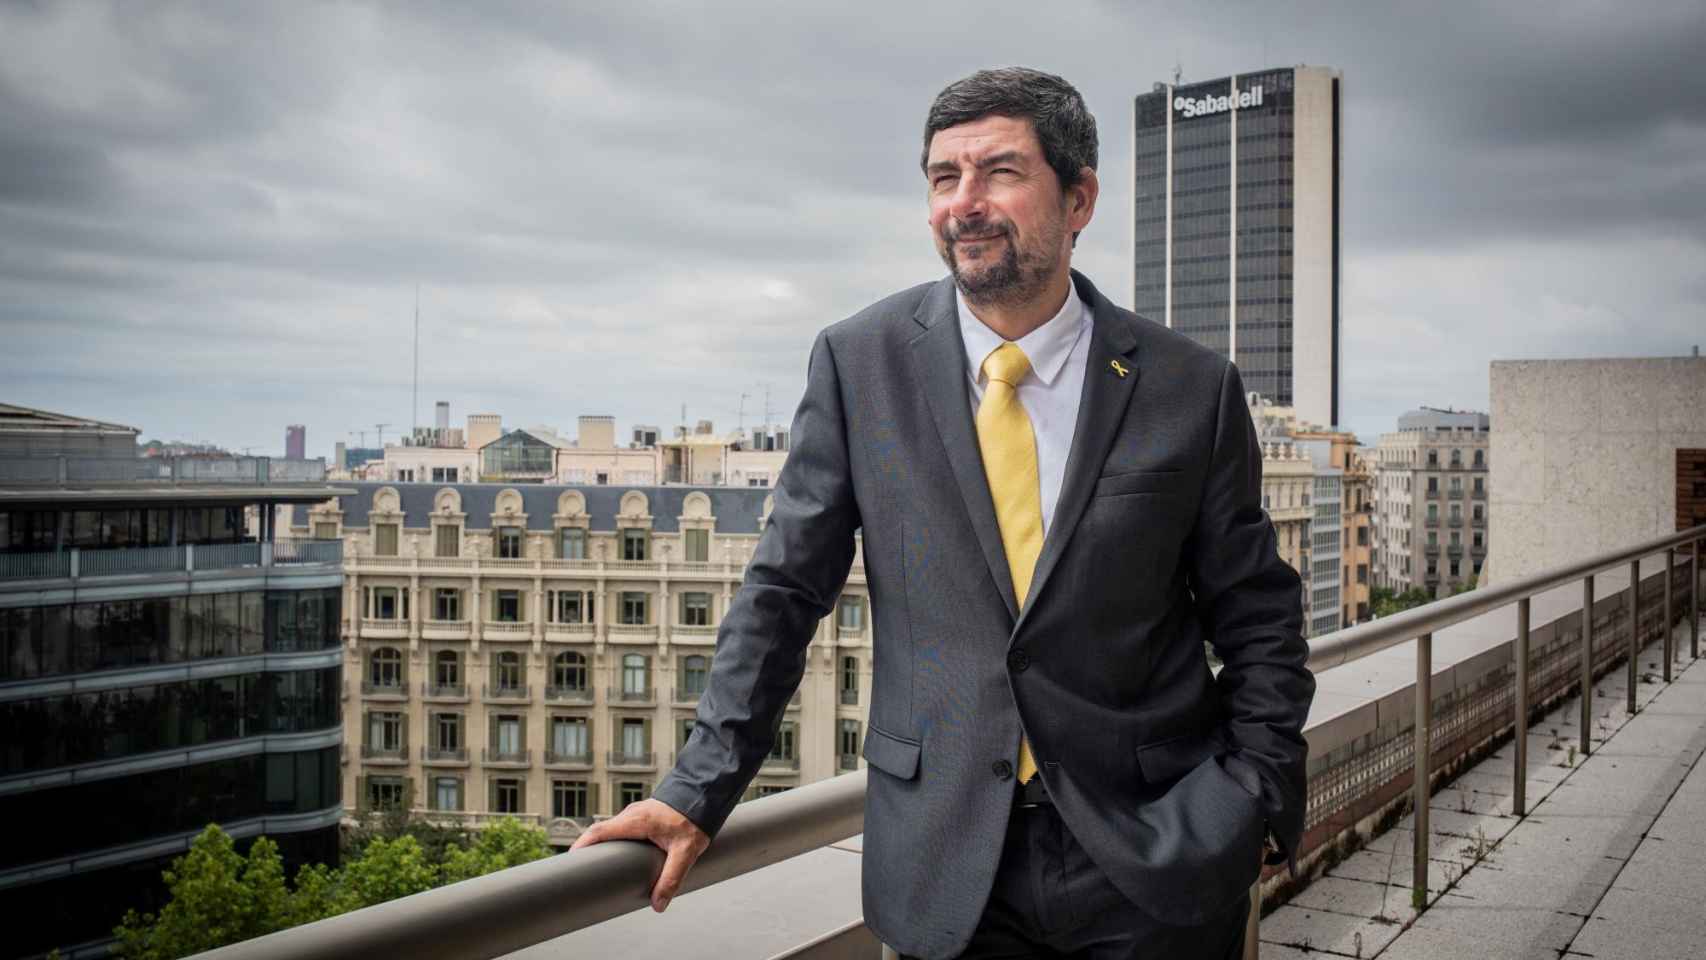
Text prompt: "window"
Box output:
[[1449, 561, 1461, 577], [769, 721, 797, 764], [622, 653, 649, 696], [495, 526, 523, 559], [433, 776, 462, 811], [394, 469, 415, 482], [617, 781, 647, 812], [621, 529, 649, 561], [551, 590, 591, 624], [1473, 531, 1484, 549], [313, 521, 338, 540], [431, 467, 458, 483], [1426, 476, 1438, 493], [494, 589, 523, 623], [837, 596, 864, 632], [1357, 527, 1369, 547], [435, 525, 460, 558], [680, 654, 709, 696], [433, 588, 461, 622], [494, 651, 523, 693], [757, 785, 791, 797], [1473, 449, 1485, 467], [620, 592, 649, 625], [368, 711, 403, 752], [551, 717, 588, 760], [434, 650, 461, 688], [684, 528, 709, 562], [553, 780, 589, 819], [368, 586, 405, 620], [1356, 564, 1368, 585], [679, 592, 711, 626], [434, 712, 462, 750], [493, 778, 523, 814], [369, 647, 403, 689], [553, 651, 588, 691], [374, 523, 399, 557], [840, 719, 861, 770], [367, 775, 406, 811], [559, 527, 587, 560], [1427, 504, 1439, 522], [492, 714, 524, 756], [1450, 504, 1463, 522], [1473, 504, 1485, 521], [620, 717, 649, 758], [679, 718, 696, 750], [840, 655, 859, 705]]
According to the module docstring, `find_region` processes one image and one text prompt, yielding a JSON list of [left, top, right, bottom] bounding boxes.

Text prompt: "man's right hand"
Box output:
[[569, 798, 710, 912]]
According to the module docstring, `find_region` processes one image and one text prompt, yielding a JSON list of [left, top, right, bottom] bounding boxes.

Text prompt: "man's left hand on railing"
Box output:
[[569, 798, 709, 913]]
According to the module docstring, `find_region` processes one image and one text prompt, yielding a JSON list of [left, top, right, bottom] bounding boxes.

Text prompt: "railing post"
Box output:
[[1412, 631, 1432, 910], [1627, 558, 1639, 716], [1514, 597, 1530, 817], [1663, 547, 1674, 683], [1581, 576, 1594, 758], [1692, 538, 1700, 661], [187, 543, 196, 574], [69, 547, 80, 580]]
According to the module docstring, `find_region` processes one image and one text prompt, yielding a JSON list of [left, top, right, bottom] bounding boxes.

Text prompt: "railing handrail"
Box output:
[[1309, 523, 1704, 671], [192, 771, 866, 960]]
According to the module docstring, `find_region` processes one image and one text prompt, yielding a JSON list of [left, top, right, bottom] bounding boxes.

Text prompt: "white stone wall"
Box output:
[[1487, 357, 1706, 584]]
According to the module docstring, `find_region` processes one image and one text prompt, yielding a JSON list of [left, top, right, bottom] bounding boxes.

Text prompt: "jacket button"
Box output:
[[992, 759, 1013, 781], [1007, 650, 1030, 672]]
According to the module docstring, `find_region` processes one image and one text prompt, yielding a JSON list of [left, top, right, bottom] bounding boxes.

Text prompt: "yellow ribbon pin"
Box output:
[[1110, 360, 1129, 378]]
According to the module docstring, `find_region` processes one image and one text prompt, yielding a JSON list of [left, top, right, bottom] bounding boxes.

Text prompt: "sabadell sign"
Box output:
[[1174, 85, 1263, 119]]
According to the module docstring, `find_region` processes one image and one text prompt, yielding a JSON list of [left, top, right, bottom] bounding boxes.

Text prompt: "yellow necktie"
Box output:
[[976, 342, 1042, 784]]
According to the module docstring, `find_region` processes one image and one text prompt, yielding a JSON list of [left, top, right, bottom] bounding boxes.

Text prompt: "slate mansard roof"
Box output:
[[294, 482, 771, 535]]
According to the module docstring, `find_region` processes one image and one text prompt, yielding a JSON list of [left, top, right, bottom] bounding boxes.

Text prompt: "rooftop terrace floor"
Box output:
[[1266, 619, 1706, 960]]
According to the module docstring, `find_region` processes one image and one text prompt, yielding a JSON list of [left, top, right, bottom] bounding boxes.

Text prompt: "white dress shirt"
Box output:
[[956, 283, 1091, 538]]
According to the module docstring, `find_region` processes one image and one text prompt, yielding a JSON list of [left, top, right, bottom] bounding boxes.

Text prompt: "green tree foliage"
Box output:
[[116, 817, 554, 958], [1371, 585, 1435, 619]]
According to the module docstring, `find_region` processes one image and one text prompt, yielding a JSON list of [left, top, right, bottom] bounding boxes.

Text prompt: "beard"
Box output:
[[937, 213, 1065, 309]]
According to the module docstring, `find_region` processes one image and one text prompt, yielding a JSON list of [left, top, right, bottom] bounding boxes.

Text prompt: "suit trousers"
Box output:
[[904, 799, 1249, 959]]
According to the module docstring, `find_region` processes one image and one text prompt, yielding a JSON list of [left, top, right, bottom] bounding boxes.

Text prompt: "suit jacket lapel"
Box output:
[[911, 277, 1021, 622], [1011, 270, 1140, 640]]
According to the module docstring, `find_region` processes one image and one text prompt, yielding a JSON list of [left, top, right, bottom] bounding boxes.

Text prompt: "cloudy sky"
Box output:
[[3, 1, 1702, 456]]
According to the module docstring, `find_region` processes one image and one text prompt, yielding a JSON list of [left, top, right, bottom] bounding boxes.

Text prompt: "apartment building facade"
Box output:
[[1373, 407, 1490, 597], [298, 481, 871, 846]]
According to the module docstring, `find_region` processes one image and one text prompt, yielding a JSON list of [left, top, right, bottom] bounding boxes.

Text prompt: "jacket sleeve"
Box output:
[[1186, 360, 1316, 862], [652, 330, 862, 838]]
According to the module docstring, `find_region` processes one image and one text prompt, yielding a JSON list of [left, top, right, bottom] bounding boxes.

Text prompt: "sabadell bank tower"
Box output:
[[1132, 65, 1343, 429]]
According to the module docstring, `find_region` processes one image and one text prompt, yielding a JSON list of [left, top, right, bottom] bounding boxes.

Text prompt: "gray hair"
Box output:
[[921, 67, 1099, 191]]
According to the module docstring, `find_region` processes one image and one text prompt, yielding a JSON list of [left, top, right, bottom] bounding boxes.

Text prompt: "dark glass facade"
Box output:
[[0, 587, 340, 681], [0, 505, 250, 553], [1134, 67, 1331, 416]]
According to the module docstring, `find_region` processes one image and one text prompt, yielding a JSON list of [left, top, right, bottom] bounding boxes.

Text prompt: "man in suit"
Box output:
[[572, 66, 1315, 959]]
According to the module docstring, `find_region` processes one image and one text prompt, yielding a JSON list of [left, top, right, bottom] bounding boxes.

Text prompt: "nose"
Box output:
[[946, 173, 988, 225]]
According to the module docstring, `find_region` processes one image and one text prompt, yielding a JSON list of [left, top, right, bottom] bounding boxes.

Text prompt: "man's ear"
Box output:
[[1068, 166, 1100, 235]]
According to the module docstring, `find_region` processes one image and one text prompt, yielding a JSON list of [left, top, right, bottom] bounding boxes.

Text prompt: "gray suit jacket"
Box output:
[[655, 270, 1314, 959]]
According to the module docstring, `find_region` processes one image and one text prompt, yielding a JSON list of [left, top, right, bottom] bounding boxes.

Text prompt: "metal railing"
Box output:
[[544, 685, 594, 703], [0, 454, 330, 486], [0, 539, 341, 581], [607, 750, 656, 768], [189, 525, 1703, 960]]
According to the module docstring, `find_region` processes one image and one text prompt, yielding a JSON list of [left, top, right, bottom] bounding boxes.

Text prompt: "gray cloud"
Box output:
[[1, 0, 1702, 454]]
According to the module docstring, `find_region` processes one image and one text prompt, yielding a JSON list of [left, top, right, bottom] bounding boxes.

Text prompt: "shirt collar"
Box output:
[[956, 282, 1088, 388]]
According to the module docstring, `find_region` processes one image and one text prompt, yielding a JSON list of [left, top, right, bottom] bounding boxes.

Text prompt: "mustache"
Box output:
[[944, 220, 1011, 242]]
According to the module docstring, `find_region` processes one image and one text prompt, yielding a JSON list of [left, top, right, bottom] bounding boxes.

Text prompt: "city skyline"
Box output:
[[3, 2, 1702, 454]]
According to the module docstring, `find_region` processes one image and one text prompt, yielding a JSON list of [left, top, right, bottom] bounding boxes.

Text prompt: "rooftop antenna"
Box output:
[[1173, 53, 1182, 87], [762, 382, 774, 429], [737, 392, 749, 437], [411, 285, 420, 439], [350, 429, 368, 448], [374, 423, 392, 449]]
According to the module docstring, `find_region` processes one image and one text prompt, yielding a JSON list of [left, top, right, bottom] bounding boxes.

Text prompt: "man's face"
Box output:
[[925, 115, 1080, 307]]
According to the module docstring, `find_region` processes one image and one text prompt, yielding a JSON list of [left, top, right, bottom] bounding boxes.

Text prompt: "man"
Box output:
[[573, 67, 1315, 959]]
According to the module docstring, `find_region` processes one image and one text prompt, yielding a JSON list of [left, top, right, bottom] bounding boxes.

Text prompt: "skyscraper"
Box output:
[[286, 423, 306, 460], [1132, 65, 1343, 429]]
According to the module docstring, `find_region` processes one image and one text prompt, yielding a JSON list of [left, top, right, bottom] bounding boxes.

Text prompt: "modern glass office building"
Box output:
[[0, 404, 350, 958], [1133, 65, 1343, 429]]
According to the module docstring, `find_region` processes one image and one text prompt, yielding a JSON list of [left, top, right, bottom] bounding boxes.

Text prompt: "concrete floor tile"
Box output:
[[1375, 924, 1562, 960], [1569, 913, 1706, 960], [1257, 903, 1406, 957]]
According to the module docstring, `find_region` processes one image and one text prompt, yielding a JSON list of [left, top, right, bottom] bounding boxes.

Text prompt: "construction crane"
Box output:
[[374, 423, 393, 449]]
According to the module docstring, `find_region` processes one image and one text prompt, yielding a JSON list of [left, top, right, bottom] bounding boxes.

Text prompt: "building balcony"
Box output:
[[544, 749, 593, 768], [1424, 544, 1440, 556], [840, 688, 859, 706], [422, 681, 469, 701], [762, 755, 801, 772], [839, 753, 859, 771], [422, 620, 472, 641], [483, 683, 531, 703], [1448, 488, 1464, 499], [422, 746, 469, 765], [545, 685, 595, 704], [674, 687, 704, 705], [1449, 517, 1463, 528], [607, 624, 660, 642], [0, 537, 343, 583], [360, 618, 410, 638], [482, 747, 531, 767], [607, 686, 655, 705], [1425, 488, 1440, 499], [670, 625, 717, 643], [360, 743, 408, 764], [1472, 488, 1487, 499], [1447, 544, 1464, 557], [482, 621, 531, 638], [545, 622, 596, 641], [607, 749, 656, 769], [361, 680, 409, 700]]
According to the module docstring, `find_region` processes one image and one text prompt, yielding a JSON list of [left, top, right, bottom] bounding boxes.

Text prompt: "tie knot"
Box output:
[[982, 342, 1032, 387]]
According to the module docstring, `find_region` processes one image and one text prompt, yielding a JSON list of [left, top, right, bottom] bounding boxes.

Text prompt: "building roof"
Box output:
[[294, 481, 771, 534], [0, 403, 138, 437]]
